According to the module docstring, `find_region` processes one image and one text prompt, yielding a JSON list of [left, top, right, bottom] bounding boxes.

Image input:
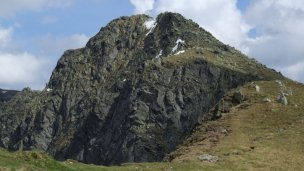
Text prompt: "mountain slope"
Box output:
[[0, 89, 18, 102], [167, 79, 304, 170], [0, 12, 284, 165], [0, 79, 303, 171]]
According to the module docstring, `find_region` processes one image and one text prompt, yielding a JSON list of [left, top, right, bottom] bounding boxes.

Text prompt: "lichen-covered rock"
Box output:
[[0, 12, 283, 165], [233, 88, 245, 104]]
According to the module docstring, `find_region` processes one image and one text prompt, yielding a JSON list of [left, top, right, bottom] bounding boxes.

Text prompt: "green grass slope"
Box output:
[[0, 148, 210, 171], [169, 79, 304, 170]]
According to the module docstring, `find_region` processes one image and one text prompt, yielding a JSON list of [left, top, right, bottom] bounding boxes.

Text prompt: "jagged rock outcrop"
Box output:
[[0, 13, 283, 165]]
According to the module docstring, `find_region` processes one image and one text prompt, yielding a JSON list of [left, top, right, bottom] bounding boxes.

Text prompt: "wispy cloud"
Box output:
[[0, 26, 50, 90], [0, 0, 74, 18], [243, 0, 304, 74], [0, 52, 50, 90], [0, 26, 89, 90], [130, 0, 155, 14], [0, 27, 13, 50], [35, 34, 89, 57], [0, 0, 91, 90]]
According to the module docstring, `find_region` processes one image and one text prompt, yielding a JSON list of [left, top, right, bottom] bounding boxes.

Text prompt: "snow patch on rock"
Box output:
[[144, 19, 157, 36], [46, 88, 52, 92], [174, 50, 185, 55], [172, 39, 185, 53], [156, 50, 163, 58]]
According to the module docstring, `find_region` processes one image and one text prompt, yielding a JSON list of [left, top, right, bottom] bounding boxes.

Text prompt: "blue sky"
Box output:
[[0, 0, 133, 57], [237, 0, 250, 12], [0, 0, 303, 90]]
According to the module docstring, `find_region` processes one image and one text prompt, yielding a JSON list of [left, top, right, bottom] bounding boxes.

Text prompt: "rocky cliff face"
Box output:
[[0, 13, 283, 165]]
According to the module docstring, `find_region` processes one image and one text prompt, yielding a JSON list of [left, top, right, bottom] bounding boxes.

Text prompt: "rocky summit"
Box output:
[[0, 12, 283, 165]]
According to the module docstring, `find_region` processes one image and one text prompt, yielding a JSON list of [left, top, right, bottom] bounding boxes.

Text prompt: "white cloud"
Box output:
[[130, 0, 155, 14], [243, 0, 304, 81], [0, 21, 89, 90], [0, 0, 74, 18], [130, 0, 304, 83], [276, 0, 304, 11], [35, 34, 89, 57], [282, 61, 304, 83], [0, 52, 50, 90], [0, 26, 51, 90], [0, 32, 89, 90], [15, 34, 89, 90], [0, 27, 13, 50]]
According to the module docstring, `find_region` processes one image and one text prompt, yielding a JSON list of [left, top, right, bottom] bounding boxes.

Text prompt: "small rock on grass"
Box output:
[[277, 92, 288, 105], [262, 97, 271, 102], [197, 154, 219, 162], [255, 85, 260, 93], [233, 88, 244, 104]]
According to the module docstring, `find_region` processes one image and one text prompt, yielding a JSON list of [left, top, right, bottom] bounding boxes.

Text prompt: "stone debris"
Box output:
[[263, 97, 271, 102], [277, 91, 288, 105], [197, 154, 219, 162], [276, 80, 283, 87], [233, 88, 244, 104], [287, 88, 293, 96], [255, 85, 260, 93], [221, 128, 228, 135]]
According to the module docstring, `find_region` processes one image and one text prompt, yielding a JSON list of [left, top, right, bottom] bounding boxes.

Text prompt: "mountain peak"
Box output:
[[0, 13, 284, 165], [156, 12, 198, 27]]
